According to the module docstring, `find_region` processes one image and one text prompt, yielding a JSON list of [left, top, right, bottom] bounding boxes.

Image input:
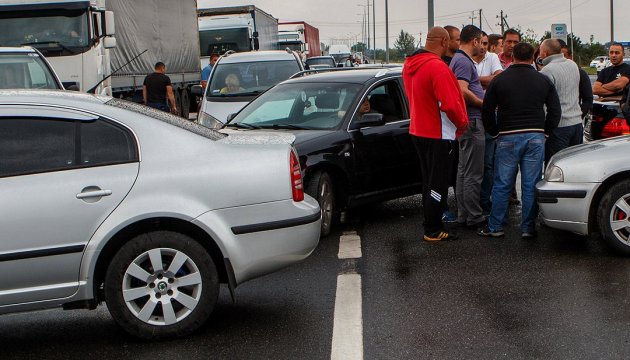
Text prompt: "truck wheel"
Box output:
[[306, 171, 335, 237], [180, 89, 190, 120], [173, 90, 181, 116], [104, 231, 219, 340], [597, 179, 630, 256]]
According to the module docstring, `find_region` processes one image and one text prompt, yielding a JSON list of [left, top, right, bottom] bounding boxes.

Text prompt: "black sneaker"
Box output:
[[466, 219, 487, 230], [477, 225, 504, 237], [423, 230, 459, 241]]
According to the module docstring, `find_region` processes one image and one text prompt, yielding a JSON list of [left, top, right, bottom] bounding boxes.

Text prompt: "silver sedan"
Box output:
[[0, 90, 320, 339], [537, 136, 630, 255]]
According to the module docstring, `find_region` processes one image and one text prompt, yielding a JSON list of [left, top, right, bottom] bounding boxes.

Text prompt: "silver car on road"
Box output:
[[537, 136, 630, 255], [0, 90, 320, 339]]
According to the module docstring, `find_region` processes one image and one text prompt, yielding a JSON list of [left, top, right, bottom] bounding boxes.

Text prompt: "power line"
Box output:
[[482, 12, 496, 33]]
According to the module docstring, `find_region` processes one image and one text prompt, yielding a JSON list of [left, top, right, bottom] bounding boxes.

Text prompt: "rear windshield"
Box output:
[[207, 60, 301, 98], [0, 53, 60, 89], [105, 98, 226, 141]]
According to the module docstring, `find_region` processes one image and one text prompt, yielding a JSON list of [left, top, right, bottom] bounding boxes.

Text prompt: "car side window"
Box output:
[[81, 119, 138, 166], [0, 118, 76, 177], [366, 80, 406, 123]]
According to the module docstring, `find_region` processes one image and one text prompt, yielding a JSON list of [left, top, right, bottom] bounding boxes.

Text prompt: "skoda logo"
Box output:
[[157, 282, 167, 291]]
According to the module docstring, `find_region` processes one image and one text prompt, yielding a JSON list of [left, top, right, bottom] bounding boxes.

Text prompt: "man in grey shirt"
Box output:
[[539, 39, 581, 163], [450, 25, 486, 229]]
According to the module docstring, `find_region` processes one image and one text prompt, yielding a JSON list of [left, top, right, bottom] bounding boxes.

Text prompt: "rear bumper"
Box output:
[[536, 180, 599, 235]]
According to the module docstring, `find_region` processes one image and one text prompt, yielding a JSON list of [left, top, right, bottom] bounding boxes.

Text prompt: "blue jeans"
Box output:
[[545, 123, 583, 163], [488, 133, 545, 233], [480, 133, 495, 215], [147, 102, 171, 113]]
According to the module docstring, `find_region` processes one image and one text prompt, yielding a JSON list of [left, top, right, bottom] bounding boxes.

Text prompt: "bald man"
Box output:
[[539, 39, 582, 162], [403, 26, 468, 242]]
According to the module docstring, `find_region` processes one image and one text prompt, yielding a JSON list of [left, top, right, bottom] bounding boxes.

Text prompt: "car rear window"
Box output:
[[105, 98, 226, 141]]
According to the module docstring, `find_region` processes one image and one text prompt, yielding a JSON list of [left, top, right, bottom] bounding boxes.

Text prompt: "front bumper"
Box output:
[[536, 180, 600, 235]]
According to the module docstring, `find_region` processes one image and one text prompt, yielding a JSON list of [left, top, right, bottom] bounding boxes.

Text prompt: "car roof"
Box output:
[[0, 90, 111, 106], [0, 46, 37, 53], [218, 50, 298, 64], [283, 67, 402, 85]]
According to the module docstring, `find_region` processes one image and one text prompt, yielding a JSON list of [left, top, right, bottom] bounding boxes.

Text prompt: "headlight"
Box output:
[[545, 165, 564, 182], [197, 111, 224, 129]]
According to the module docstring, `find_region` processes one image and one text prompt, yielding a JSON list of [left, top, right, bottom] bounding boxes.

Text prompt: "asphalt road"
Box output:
[[2, 194, 630, 359]]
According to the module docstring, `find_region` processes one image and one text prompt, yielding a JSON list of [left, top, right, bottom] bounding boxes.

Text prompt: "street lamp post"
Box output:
[[385, 0, 389, 63]]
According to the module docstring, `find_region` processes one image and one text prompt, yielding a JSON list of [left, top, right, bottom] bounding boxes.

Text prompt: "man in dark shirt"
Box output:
[[441, 25, 460, 65], [450, 24, 486, 229], [479, 42, 561, 239], [593, 43, 630, 99], [143, 62, 177, 114]]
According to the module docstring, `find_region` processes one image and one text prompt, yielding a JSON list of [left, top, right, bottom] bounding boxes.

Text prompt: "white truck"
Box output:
[[0, 0, 201, 118], [197, 5, 278, 67]]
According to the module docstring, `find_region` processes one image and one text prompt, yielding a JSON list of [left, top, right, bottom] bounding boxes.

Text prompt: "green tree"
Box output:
[[394, 30, 416, 60]]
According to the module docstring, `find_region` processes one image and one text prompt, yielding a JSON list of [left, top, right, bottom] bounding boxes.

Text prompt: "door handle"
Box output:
[[76, 189, 112, 199]]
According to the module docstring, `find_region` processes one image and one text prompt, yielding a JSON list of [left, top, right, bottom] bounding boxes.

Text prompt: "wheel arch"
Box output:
[[92, 217, 229, 302], [588, 171, 630, 234], [305, 162, 350, 208]]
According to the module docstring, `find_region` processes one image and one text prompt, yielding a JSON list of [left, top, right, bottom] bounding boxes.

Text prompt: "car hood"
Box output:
[[219, 128, 335, 146], [218, 129, 296, 145], [201, 99, 250, 123]]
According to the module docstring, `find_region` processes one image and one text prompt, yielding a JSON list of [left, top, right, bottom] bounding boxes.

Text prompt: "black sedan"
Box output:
[[585, 99, 629, 141], [219, 68, 421, 235]]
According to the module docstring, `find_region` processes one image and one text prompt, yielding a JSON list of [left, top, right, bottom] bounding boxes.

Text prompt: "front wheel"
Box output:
[[104, 231, 219, 340], [306, 171, 335, 237], [597, 180, 630, 256]]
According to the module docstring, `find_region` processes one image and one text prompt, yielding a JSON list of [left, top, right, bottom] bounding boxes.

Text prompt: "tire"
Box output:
[[306, 171, 335, 237], [597, 179, 630, 255], [104, 231, 219, 340], [173, 89, 181, 116], [180, 89, 190, 120]]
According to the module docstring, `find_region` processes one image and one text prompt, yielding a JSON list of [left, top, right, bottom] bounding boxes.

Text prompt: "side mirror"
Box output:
[[253, 37, 260, 51], [104, 11, 115, 36], [67, 84, 80, 91], [337, 63, 344, 68], [352, 113, 384, 129], [103, 36, 116, 49], [226, 113, 237, 122], [191, 85, 204, 97]]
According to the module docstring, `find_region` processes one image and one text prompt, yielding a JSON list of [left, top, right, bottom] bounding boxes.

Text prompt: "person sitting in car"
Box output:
[[220, 73, 244, 94]]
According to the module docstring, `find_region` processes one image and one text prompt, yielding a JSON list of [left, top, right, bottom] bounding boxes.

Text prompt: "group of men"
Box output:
[[403, 25, 630, 242]]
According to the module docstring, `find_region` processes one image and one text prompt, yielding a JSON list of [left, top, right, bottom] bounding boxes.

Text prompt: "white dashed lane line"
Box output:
[[331, 231, 363, 360]]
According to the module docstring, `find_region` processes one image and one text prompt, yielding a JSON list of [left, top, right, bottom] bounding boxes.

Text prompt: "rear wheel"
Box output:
[[173, 89, 181, 115], [180, 89, 190, 119], [104, 231, 219, 340], [597, 180, 630, 255], [306, 171, 335, 237]]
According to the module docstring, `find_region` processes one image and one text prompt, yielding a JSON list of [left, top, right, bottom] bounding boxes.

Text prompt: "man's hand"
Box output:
[[171, 107, 178, 115]]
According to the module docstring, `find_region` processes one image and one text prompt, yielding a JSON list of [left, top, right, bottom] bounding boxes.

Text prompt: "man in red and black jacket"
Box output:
[[403, 26, 469, 242]]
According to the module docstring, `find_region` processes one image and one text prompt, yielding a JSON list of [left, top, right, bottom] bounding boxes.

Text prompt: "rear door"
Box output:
[[0, 106, 139, 306]]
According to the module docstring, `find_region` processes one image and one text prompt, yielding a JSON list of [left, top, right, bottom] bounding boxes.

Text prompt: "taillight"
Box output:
[[290, 151, 304, 202], [591, 115, 605, 123], [600, 117, 630, 138]]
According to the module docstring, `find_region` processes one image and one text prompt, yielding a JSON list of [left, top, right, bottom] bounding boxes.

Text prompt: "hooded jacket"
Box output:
[[402, 50, 468, 140]]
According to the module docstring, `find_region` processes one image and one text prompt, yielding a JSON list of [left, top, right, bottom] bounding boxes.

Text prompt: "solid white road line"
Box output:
[[331, 273, 363, 360], [338, 232, 362, 259]]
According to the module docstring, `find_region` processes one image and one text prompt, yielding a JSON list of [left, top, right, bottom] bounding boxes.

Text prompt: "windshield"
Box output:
[[207, 60, 301, 97], [0, 53, 60, 89], [0, 10, 89, 56], [331, 54, 351, 64], [199, 28, 250, 55], [229, 82, 361, 130], [306, 58, 335, 67]]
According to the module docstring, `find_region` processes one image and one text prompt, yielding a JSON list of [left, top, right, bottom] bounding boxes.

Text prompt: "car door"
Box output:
[[0, 106, 139, 306], [349, 78, 417, 193]]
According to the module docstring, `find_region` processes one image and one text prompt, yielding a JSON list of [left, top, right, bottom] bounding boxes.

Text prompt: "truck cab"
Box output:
[[0, 0, 115, 94]]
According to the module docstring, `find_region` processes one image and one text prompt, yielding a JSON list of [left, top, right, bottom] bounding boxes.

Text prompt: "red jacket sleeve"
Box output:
[[433, 65, 469, 138]]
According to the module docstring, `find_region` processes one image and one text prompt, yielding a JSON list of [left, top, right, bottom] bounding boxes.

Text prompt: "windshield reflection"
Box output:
[[207, 60, 301, 97]]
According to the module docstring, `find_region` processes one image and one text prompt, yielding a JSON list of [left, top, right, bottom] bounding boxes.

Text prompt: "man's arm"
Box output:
[[479, 70, 502, 88], [481, 80, 498, 137], [544, 83, 562, 135], [457, 80, 483, 108], [592, 81, 615, 97], [602, 76, 630, 93], [435, 68, 469, 137], [578, 69, 593, 116], [166, 85, 177, 114], [142, 85, 147, 104]]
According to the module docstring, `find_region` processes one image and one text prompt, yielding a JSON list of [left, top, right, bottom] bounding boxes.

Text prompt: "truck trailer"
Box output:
[[197, 5, 278, 65], [277, 21, 321, 58], [0, 0, 201, 118]]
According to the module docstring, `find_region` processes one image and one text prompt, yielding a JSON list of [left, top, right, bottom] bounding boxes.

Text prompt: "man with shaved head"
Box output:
[[403, 26, 468, 242], [539, 38, 582, 162], [442, 25, 460, 65]]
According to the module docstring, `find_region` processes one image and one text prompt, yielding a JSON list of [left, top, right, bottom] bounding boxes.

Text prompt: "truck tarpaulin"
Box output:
[[107, 0, 200, 75]]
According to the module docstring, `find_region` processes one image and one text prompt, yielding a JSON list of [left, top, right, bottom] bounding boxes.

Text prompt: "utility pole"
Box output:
[[366, 0, 370, 63], [469, 11, 477, 25], [479, 9, 482, 31], [372, 0, 376, 63], [570, 0, 574, 58], [497, 10, 506, 34], [385, 0, 389, 63], [610, 0, 614, 43], [428, 0, 434, 30]]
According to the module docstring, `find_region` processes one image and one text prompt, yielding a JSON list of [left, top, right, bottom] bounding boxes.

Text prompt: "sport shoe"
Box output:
[[423, 230, 459, 241], [522, 231, 537, 239], [477, 225, 504, 237], [442, 210, 458, 223]]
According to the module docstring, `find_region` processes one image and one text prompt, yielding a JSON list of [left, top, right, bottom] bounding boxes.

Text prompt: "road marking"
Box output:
[[338, 232, 362, 259], [331, 273, 363, 360]]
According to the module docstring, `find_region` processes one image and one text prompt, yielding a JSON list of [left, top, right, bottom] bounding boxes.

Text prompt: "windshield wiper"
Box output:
[[260, 124, 309, 130], [225, 122, 261, 130], [210, 90, 263, 98], [21, 41, 76, 54]]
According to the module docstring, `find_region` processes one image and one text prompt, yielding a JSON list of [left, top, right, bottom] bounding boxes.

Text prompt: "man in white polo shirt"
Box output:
[[473, 31, 503, 217]]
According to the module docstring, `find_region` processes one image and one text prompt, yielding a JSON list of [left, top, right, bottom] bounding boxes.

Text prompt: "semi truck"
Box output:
[[197, 5, 278, 65], [0, 0, 201, 119], [277, 21, 321, 58]]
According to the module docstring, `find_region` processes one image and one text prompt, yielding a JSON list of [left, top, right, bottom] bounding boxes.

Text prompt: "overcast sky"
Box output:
[[198, 0, 628, 50]]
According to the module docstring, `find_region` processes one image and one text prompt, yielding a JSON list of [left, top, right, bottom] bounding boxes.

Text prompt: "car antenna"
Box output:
[[87, 49, 148, 94]]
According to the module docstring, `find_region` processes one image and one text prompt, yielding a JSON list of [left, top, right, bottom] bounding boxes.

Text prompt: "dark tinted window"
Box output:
[[0, 118, 76, 177], [81, 119, 137, 166]]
